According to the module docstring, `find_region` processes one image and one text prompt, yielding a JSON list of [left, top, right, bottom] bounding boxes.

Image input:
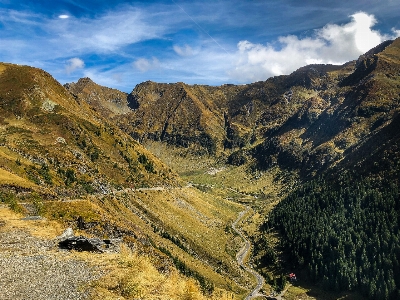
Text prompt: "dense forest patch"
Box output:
[[268, 174, 400, 299]]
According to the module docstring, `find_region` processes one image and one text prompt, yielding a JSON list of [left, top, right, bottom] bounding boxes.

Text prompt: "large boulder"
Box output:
[[57, 228, 120, 253]]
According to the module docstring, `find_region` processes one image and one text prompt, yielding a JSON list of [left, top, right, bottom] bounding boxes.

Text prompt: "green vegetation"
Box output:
[[22, 163, 52, 186], [138, 153, 155, 173], [268, 174, 400, 299], [0, 191, 24, 213]]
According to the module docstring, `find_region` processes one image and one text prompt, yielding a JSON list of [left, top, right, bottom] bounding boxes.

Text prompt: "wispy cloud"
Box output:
[[229, 12, 400, 82], [66, 57, 84, 74], [0, 6, 172, 60], [49, 8, 163, 53], [133, 57, 161, 72], [0, 2, 399, 91], [163, 41, 235, 83], [173, 44, 194, 57]]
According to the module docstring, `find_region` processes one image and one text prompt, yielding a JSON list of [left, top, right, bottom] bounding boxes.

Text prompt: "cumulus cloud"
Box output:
[[66, 57, 84, 74], [173, 44, 194, 57], [230, 12, 400, 82], [133, 57, 160, 72]]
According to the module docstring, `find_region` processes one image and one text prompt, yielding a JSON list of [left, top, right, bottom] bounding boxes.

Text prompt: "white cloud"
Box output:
[[0, 6, 174, 60], [173, 44, 194, 57], [53, 9, 163, 53], [1, 5, 399, 91], [66, 57, 85, 74], [133, 57, 160, 72], [392, 28, 400, 38], [230, 12, 399, 82]]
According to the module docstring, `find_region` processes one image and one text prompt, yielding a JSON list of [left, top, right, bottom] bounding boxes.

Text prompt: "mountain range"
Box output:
[[1, 37, 400, 299], [65, 38, 400, 182]]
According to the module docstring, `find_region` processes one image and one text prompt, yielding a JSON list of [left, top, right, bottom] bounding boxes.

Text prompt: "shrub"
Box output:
[[0, 192, 24, 213]]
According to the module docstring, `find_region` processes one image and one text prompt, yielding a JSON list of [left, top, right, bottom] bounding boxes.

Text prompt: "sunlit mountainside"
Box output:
[[1, 38, 400, 299]]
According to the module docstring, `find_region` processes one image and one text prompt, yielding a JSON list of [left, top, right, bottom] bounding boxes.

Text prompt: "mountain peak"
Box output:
[[340, 38, 399, 86], [356, 39, 394, 66], [64, 77, 131, 117], [77, 77, 95, 85]]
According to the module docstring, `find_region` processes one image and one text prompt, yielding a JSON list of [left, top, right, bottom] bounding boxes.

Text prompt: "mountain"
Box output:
[[0, 62, 251, 299], [64, 77, 131, 118], [2, 37, 400, 299], [0, 62, 178, 197], [65, 37, 400, 299], [263, 39, 400, 299], [76, 38, 398, 182]]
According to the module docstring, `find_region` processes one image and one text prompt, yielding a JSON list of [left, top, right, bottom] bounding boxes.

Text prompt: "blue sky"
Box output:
[[1, 0, 399, 92]]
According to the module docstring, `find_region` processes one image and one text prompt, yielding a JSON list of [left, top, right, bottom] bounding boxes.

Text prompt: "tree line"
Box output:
[[267, 174, 400, 299]]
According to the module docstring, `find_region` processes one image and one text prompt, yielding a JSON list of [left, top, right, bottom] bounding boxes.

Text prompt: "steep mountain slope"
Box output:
[[332, 38, 400, 177], [0, 62, 177, 197], [64, 77, 131, 118], [122, 81, 251, 154], [263, 38, 400, 300], [0, 63, 251, 299]]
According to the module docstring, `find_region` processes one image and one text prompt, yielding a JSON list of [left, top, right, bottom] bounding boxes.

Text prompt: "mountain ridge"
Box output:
[[2, 37, 400, 299], [65, 38, 400, 181]]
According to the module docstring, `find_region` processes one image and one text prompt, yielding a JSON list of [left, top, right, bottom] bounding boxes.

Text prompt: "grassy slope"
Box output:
[[40, 187, 249, 297], [0, 63, 179, 197], [0, 167, 35, 188], [0, 207, 236, 300], [0, 63, 251, 298]]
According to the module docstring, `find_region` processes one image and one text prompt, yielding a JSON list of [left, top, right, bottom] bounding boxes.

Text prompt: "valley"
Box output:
[[1, 37, 400, 299]]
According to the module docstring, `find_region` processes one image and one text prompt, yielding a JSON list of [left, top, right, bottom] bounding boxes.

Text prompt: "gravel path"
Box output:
[[0, 218, 103, 300]]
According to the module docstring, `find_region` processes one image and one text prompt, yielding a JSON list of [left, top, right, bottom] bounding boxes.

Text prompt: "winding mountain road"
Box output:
[[232, 207, 266, 300]]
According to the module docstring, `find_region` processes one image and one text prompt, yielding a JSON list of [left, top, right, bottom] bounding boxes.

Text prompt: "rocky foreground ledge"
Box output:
[[0, 208, 105, 300]]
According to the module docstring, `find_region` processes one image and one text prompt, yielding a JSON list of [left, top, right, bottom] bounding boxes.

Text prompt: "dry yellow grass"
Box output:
[[39, 190, 248, 296], [0, 206, 236, 299], [0, 168, 36, 188], [88, 244, 236, 300], [89, 189, 249, 294], [0, 63, 6, 75], [0, 146, 19, 162], [0, 206, 63, 239]]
